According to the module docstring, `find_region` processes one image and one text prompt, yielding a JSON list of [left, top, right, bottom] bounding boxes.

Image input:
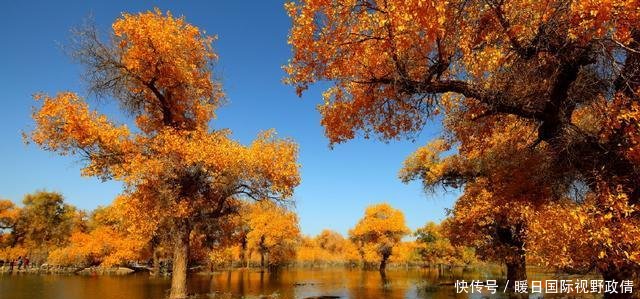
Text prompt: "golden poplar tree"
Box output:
[[28, 10, 300, 298], [246, 201, 300, 269], [287, 0, 640, 288], [349, 203, 409, 272]]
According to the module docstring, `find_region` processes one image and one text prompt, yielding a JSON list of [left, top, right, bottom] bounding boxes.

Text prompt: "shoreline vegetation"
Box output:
[[0, 265, 133, 275], [0, 263, 469, 276], [0, 192, 480, 279]]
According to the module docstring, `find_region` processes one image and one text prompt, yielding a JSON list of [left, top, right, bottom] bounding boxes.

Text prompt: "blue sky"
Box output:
[[0, 1, 458, 236]]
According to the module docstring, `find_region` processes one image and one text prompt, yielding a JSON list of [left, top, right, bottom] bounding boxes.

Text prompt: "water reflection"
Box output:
[[199, 266, 516, 298], [0, 266, 603, 299]]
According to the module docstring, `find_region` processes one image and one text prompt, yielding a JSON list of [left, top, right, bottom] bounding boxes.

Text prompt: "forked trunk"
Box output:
[[378, 244, 392, 273], [169, 224, 190, 299]]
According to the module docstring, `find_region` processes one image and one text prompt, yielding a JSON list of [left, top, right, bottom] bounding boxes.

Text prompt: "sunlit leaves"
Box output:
[[286, 0, 640, 147], [246, 201, 300, 266], [414, 221, 478, 267], [0, 200, 19, 231], [349, 203, 409, 269], [0, 192, 83, 263], [111, 9, 222, 131], [47, 206, 146, 268], [26, 9, 301, 277]]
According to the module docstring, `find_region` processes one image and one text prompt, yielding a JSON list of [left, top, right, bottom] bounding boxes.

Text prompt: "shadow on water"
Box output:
[[0, 266, 604, 299]]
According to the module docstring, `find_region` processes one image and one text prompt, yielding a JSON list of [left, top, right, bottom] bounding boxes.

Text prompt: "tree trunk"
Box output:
[[379, 253, 389, 273], [259, 237, 266, 272], [601, 266, 639, 299], [378, 243, 392, 273], [240, 238, 247, 268], [505, 254, 527, 291], [151, 248, 160, 277], [496, 224, 527, 292], [169, 224, 190, 299]]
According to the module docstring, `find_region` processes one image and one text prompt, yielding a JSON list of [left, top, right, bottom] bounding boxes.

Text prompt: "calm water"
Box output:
[[0, 267, 603, 299]]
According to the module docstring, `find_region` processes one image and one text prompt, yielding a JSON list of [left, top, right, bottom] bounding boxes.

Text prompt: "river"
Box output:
[[0, 266, 604, 298]]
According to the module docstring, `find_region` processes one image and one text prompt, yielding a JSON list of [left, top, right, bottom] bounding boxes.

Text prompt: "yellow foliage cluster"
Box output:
[[0, 199, 19, 232], [349, 203, 410, 269], [286, 0, 640, 144], [0, 192, 89, 265], [27, 11, 301, 287], [113, 8, 221, 132], [296, 230, 360, 265], [47, 205, 146, 267], [414, 222, 477, 267], [399, 113, 560, 268], [0, 246, 28, 262], [245, 201, 300, 267]]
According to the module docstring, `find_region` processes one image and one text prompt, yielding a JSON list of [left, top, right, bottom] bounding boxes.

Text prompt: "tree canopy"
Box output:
[[287, 0, 640, 287], [349, 203, 409, 272], [28, 9, 301, 298]]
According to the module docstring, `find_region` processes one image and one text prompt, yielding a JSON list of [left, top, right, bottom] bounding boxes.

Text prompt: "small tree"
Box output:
[[9, 191, 82, 264], [349, 203, 409, 272], [246, 201, 300, 270]]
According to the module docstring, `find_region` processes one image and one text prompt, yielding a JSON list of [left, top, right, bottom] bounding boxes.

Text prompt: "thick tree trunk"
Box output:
[[169, 224, 190, 299], [496, 224, 527, 292], [601, 266, 639, 299], [505, 254, 527, 291]]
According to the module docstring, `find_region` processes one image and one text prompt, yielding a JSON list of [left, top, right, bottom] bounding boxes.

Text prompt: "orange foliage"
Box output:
[[296, 230, 361, 266], [287, 0, 640, 280], [286, 0, 640, 144], [112, 9, 219, 132], [0, 199, 19, 232], [27, 9, 300, 296], [400, 113, 562, 285], [414, 222, 477, 267], [245, 201, 300, 268], [1, 192, 83, 264], [349, 203, 409, 271], [47, 204, 146, 267]]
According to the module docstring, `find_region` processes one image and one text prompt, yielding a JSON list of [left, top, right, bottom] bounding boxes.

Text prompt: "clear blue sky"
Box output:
[[0, 1, 458, 236]]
